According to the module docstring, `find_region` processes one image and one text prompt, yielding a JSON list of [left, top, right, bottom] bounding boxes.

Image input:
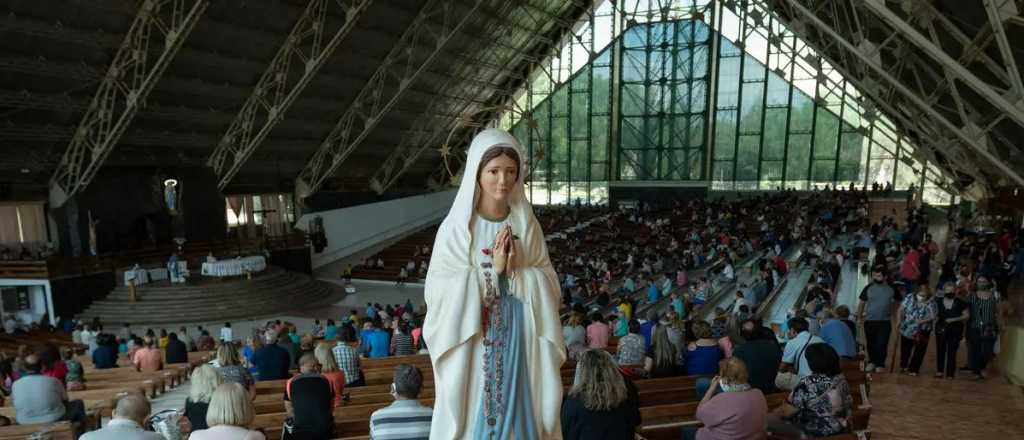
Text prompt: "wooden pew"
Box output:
[[0, 421, 74, 440], [0, 400, 108, 431]]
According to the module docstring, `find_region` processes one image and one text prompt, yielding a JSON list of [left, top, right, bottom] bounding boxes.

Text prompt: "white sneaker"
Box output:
[[864, 363, 875, 372]]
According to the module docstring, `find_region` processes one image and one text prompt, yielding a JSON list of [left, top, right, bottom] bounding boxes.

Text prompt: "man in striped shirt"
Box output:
[[369, 364, 432, 439]]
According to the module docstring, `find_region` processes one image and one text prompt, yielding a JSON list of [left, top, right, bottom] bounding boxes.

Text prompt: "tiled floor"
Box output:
[[866, 332, 1024, 440]]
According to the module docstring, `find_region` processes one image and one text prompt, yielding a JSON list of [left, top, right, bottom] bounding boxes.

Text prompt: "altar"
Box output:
[[201, 256, 267, 277]]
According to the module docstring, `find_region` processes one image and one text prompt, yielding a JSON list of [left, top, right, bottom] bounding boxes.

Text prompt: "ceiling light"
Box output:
[[19, 168, 29, 174]]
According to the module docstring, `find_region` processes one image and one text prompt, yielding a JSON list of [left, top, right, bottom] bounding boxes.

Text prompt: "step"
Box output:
[[83, 282, 326, 314], [79, 284, 341, 326], [102, 275, 304, 302]]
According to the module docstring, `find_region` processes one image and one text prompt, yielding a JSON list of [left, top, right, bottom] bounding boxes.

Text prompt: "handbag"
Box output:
[[981, 324, 998, 340], [933, 319, 947, 337], [912, 329, 929, 344], [147, 409, 184, 440]]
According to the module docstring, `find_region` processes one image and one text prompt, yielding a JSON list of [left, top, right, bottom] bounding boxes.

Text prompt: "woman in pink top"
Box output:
[[586, 313, 611, 349], [683, 357, 767, 440]]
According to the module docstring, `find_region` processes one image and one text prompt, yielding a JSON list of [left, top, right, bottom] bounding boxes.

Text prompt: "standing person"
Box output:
[[80, 325, 97, 356], [189, 383, 265, 440], [179, 326, 196, 352], [283, 354, 335, 440], [368, 364, 434, 439], [965, 276, 1000, 380], [934, 283, 969, 379], [856, 269, 901, 372], [897, 286, 937, 376], [80, 394, 165, 440], [183, 365, 223, 433], [220, 322, 233, 343], [681, 357, 768, 440], [561, 350, 641, 440], [332, 330, 364, 387], [422, 129, 565, 440]]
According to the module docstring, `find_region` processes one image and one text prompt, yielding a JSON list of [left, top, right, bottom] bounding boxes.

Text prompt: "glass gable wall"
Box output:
[[498, 0, 955, 204]]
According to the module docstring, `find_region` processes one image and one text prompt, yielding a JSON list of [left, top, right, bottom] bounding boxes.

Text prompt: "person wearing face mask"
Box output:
[[681, 357, 767, 440], [965, 275, 1000, 380], [896, 285, 937, 376], [933, 283, 969, 379], [856, 269, 902, 372]]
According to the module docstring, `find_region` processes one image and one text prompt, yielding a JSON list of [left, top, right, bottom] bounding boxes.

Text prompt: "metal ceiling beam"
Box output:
[[48, 0, 208, 207], [859, 0, 1024, 130], [369, 2, 533, 193], [776, 0, 1024, 187], [206, 0, 371, 190], [982, 0, 1024, 99], [295, 0, 489, 197], [370, 1, 589, 192]]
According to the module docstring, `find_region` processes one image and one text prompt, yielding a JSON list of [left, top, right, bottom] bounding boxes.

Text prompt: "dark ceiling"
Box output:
[[2, 0, 1021, 202], [0, 0, 586, 199]]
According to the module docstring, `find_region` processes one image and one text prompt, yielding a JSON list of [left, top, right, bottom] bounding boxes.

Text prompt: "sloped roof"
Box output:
[[0, 0, 587, 199], [764, 0, 1024, 192]]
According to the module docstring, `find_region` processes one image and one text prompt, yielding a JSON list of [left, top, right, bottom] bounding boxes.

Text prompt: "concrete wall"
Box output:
[[296, 190, 456, 270]]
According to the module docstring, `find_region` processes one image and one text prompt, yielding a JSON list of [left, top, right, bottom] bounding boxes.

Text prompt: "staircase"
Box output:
[[78, 266, 343, 327]]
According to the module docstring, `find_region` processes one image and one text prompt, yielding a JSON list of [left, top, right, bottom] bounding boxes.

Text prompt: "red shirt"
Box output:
[[42, 360, 68, 384], [322, 371, 346, 407], [900, 249, 920, 280]]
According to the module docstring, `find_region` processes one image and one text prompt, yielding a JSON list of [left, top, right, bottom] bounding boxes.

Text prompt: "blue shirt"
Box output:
[[623, 278, 636, 292], [671, 298, 685, 317], [639, 321, 657, 351], [359, 329, 374, 353], [819, 319, 857, 358], [323, 325, 337, 341], [647, 284, 660, 303], [92, 346, 119, 369], [252, 344, 291, 381], [364, 329, 390, 358], [684, 345, 723, 375]]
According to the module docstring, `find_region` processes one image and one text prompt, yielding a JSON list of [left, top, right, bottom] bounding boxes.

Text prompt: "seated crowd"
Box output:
[[0, 187, 1017, 440]]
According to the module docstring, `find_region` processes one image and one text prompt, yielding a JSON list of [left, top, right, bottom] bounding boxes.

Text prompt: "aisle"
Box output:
[[865, 205, 1024, 440], [868, 357, 1024, 440]]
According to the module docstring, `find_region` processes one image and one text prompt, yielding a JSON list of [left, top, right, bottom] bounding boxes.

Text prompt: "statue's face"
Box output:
[[477, 153, 518, 203]]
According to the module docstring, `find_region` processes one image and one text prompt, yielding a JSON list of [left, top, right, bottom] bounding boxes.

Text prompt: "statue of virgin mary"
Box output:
[[423, 128, 564, 439]]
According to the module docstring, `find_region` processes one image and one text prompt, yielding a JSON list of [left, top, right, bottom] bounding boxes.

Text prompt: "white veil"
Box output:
[[423, 128, 564, 439]]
